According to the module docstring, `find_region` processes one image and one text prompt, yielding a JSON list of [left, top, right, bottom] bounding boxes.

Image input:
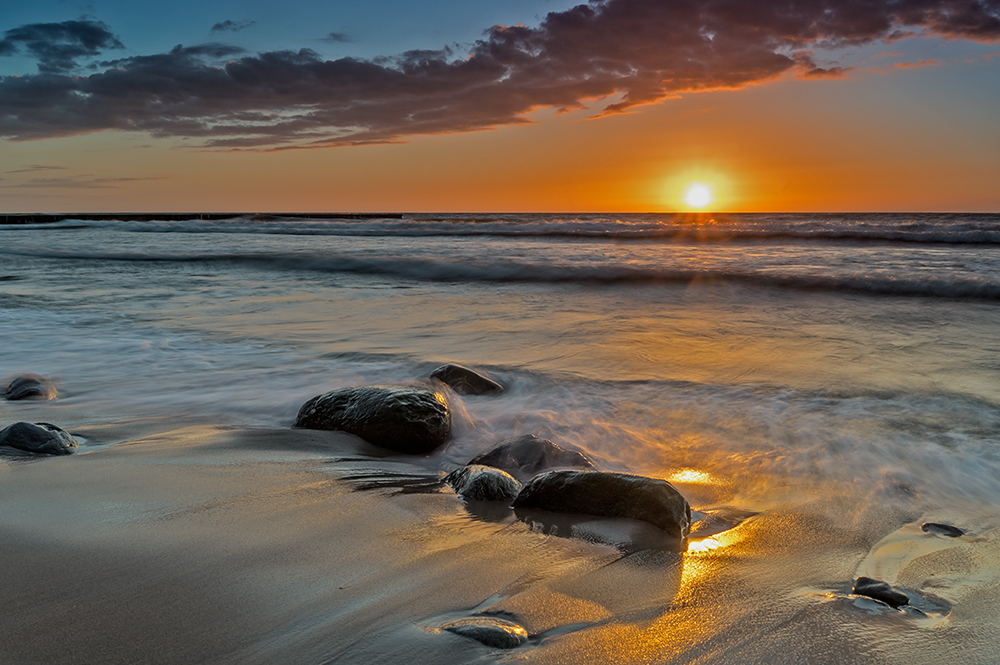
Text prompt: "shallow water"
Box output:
[[2, 213, 1000, 661]]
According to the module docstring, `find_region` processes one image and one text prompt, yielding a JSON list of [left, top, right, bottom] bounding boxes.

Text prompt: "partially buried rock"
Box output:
[[853, 576, 909, 608], [0, 422, 78, 455], [293, 385, 451, 454], [921, 522, 964, 538], [445, 464, 521, 501], [440, 617, 528, 649], [468, 434, 594, 481], [430, 364, 504, 396], [5, 374, 57, 401], [513, 470, 691, 540]]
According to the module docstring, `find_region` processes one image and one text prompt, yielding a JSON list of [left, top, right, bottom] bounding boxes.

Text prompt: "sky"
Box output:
[[1, 0, 999, 213]]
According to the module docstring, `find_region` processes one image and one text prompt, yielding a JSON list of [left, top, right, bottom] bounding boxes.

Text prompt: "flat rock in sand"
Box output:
[[853, 576, 909, 608], [440, 617, 528, 649], [921, 522, 964, 538]]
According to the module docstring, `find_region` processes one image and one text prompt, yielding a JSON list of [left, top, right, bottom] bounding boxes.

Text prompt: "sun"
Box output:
[[684, 183, 713, 209]]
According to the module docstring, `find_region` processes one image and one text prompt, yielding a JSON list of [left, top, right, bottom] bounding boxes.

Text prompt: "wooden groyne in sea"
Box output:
[[0, 212, 404, 225]]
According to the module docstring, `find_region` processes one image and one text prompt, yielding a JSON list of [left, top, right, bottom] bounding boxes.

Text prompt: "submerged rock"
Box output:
[[0, 422, 78, 455], [293, 385, 451, 454], [468, 434, 594, 481], [921, 522, 964, 538], [4, 374, 57, 401], [513, 471, 691, 540], [440, 617, 528, 649], [852, 577, 909, 608], [445, 465, 521, 502], [430, 364, 504, 396]]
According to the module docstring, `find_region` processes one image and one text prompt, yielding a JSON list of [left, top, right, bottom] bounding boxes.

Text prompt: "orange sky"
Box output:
[[2, 6, 998, 212]]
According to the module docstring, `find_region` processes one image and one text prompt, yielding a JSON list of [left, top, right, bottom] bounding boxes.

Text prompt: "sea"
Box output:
[[2, 212, 1000, 521]]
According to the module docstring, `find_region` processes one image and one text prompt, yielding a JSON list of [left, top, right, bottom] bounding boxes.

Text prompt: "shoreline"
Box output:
[[0, 212, 404, 225], [2, 420, 998, 663]]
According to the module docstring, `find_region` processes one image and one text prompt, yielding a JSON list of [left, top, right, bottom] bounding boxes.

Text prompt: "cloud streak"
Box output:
[[210, 20, 256, 34], [1, 0, 998, 149]]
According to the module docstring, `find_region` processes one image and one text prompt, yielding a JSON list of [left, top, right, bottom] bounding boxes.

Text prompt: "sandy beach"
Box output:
[[2, 413, 998, 665]]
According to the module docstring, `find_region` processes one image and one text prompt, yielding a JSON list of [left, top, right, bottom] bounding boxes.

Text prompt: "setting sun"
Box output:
[[685, 184, 713, 209]]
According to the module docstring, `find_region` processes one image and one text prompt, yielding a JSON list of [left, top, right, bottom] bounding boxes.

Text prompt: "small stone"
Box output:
[[852, 576, 909, 608], [445, 465, 521, 501], [440, 617, 528, 649], [0, 422, 78, 455], [469, 434, 594, 481], [5, 375, 57, 401], [513, 470, 691, 539], [430, 364, 504, 395], [921, 522, 964, 538], [293, 385, 451, 454]]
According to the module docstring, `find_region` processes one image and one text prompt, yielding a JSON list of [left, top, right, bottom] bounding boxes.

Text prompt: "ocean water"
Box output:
[[2, 212, 1000, 520]]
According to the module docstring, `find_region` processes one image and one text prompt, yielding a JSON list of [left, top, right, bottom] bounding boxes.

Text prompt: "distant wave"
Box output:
[[4, 248, 1000, 301], [5, 215, 1000, 245]]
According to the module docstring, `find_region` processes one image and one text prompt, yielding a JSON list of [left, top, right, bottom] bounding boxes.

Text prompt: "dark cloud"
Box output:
[[0, 19, 123, 73], [323, 32, 352, 43], [210, 20, 255, 34], [1, 0, 998, 149]]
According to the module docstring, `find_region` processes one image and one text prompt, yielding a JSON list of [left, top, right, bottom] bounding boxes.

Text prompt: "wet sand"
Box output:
[[2, 422, 999, 664]]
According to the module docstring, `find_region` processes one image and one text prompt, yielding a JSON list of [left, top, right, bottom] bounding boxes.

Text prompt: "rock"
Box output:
[[4, 374, 57, 401], [468, 434, 594, 481], [440, 617, 528, 649], [0, 422, 78, 455], [921, 522, 964, 538], [445, 465, 521, 501], [513, 471, 691, 540], [293, 385, 451, 454], [430, 364, 503, 395], [852, 577, 909, 608]]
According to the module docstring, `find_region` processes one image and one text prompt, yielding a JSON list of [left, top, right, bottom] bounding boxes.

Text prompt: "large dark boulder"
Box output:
[[440, 617, 528, 649], [513, 471, 691, 540], [0, 422, 78, 455], [468, 434, 594, 481], [293, 385, 451, 454], [853, 577, 909, 608], [430, 364, 504, 396], [5, 374, 57, 401], [445, 464, 521, 502]]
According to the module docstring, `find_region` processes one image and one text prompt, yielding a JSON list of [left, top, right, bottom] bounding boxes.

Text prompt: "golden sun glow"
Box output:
[[685, 183, 712, 209]]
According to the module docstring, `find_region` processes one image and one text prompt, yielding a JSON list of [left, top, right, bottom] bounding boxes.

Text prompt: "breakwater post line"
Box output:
[[0, 213, 404, 225]]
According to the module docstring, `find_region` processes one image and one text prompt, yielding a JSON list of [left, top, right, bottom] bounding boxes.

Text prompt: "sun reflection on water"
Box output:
[[667, 469, 714, 485]]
